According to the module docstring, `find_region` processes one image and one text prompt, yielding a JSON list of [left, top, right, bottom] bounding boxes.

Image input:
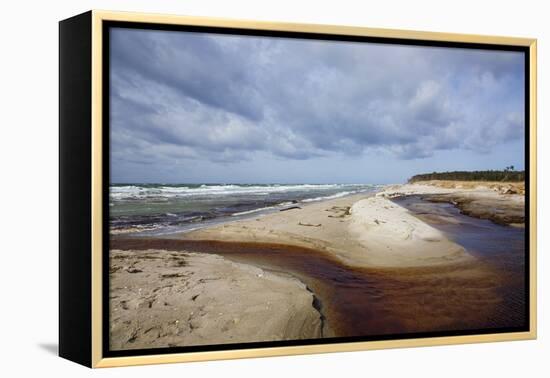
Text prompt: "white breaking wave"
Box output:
[[109, 183, 370, 201], [231, 206, 276, 216], [300, 188, 375, 203], [302, 191, 355, 202]]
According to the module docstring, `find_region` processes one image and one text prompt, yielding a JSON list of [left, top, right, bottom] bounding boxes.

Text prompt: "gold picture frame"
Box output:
[[59, 9, 537, 368]]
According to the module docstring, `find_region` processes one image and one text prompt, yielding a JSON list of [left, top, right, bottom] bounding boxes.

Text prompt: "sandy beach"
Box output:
[[110, 180, 526, 349], [110, 249, 322, 350], [177, 190, 473, 268]]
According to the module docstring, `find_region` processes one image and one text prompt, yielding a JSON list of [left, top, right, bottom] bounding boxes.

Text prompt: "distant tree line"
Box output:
[[408, 170, 525, 183]]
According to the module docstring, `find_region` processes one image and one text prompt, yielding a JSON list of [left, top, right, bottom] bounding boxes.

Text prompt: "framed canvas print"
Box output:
[[59, 10, 537, 368]]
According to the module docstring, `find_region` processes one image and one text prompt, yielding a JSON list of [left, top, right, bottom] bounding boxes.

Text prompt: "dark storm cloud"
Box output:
[[110, 28, 525, 169], [111, 29, 265, 121]]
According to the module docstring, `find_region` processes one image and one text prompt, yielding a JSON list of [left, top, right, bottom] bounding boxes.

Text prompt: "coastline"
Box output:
[[174, 190, 473, 268], [378, 180, 525, 227], [110, 181, 525, 349]]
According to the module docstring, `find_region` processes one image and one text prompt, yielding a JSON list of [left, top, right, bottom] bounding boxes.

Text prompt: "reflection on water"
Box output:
[[111, 196, 527, 339], [393, 195, 526, 328]]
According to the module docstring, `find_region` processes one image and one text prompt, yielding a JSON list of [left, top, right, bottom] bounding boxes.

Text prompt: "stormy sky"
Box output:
[[110, 27, 525, 184]]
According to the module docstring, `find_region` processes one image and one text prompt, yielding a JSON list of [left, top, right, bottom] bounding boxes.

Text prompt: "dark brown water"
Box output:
[[111, 197, 526, 338], [111, 238, 396, 337], [393, 195, 526, 327]]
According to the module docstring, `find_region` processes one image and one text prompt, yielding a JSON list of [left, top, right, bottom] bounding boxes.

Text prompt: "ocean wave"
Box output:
[[231, 206, 276, 216], [109, 184, 378, 235], [302, 191, 355, 202], [109, 223, 164, 235], [109, 183, 359, 200]]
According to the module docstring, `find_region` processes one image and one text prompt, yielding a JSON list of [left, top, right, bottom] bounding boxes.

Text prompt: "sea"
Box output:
[[110, 183, 379, 235]]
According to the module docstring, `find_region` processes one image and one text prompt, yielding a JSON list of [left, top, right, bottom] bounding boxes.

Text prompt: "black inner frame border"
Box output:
[[102, 20, 531, 359]]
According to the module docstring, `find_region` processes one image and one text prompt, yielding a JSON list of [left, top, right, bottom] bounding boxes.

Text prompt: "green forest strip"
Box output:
[[408, 170, 525, 183]]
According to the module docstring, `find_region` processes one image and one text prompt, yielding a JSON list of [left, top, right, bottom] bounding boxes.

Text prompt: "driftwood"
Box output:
[[298, 222, 322, 227], [280, 206, 302, 212]]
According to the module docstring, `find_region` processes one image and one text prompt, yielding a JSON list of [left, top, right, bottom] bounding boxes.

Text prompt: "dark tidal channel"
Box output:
[[393, 195, 526, 328], [111, 196, 527, 339]]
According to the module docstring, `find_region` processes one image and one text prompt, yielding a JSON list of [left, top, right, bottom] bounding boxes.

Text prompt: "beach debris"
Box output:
[[126, 268, 143, 274], [161, 273, 185, 279], [280, 206, 302, 212], [326, 206, 351, 218], [127, 329, 139, 343], [500, 186, 519, 195], [172, 259, 187, 267], [110, 265, 123, 274], [298, 222, 322, 227], [143, 326, 158, 335]]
